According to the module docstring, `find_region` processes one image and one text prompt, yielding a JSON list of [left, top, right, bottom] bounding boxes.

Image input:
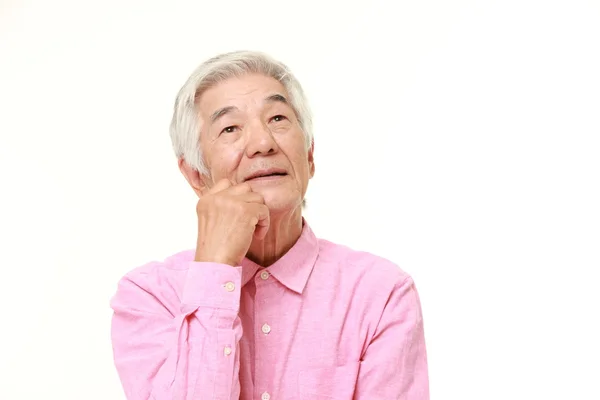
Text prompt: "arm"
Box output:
[[354, 277, 429, 400], [110, 262, 243, 400]]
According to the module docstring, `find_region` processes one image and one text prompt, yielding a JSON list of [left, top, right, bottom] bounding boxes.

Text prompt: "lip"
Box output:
[[244, 168, 288, 182], [246, 175, 287, 183]]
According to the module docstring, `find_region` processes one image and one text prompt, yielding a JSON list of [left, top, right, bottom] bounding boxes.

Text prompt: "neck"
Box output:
[[246, 207, 303, 267]]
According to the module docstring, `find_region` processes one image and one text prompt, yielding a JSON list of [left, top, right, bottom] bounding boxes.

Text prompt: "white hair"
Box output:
[[169, 50, 314, 176]]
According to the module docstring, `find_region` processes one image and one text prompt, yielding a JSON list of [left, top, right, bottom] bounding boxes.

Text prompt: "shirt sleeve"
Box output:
[[354, 276, 430, 400], [110, 262, 243, 400]]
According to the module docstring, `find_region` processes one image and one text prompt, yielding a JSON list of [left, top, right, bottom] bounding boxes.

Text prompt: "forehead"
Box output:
[[197, 73, 289, 116]]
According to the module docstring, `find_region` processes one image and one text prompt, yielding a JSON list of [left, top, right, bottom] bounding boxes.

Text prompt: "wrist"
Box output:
[[194, 252, 237, 266]]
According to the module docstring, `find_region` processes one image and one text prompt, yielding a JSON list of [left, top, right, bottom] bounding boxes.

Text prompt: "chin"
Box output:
[[257, 188, 301, 214]]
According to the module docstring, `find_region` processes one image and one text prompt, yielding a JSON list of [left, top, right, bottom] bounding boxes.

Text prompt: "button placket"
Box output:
[[255, 269, 279, 400]]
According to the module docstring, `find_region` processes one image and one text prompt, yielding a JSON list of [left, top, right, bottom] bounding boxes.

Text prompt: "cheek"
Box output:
[[220, 147, 244, 176], [205, 143, 244, 181], [290, 150, 311, 178]]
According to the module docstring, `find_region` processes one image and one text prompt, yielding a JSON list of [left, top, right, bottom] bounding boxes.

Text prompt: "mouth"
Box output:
[[244, 169, 288, 182]]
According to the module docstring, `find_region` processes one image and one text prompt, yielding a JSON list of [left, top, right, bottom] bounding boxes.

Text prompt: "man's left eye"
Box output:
[[270, 115, 287, 122]]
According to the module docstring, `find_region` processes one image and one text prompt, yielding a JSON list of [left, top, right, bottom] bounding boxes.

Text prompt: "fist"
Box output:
[[194, 179, 270, 266]]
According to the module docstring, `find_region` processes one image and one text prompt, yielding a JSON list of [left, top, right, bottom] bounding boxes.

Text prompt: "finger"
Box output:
[[206, 178, 233, 195], [226, 181, 253, 195], [201, 178, 232, 197], [250, 204, 270, 240], [238, 191, 265, 204]]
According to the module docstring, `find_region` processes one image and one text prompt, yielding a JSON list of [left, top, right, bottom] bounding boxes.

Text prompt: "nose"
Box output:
[[244, 119, 278, 157]]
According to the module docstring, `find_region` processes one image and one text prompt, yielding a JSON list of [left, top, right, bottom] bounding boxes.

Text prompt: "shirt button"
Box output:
[[262, 323, 271, 334], [260, 271, 269, 280], [224, 346, 232, 356], [224, 282, 235, 292], [261, 392, 270, 400]]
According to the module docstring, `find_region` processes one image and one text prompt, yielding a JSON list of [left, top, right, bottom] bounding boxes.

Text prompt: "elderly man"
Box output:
[[110, 51, 429, 400]]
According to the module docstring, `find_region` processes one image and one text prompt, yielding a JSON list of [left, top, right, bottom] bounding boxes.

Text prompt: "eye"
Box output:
[[270, 115, 287, 123], [220, 125, 238, 134]]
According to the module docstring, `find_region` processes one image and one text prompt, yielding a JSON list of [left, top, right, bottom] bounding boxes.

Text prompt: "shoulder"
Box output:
[[110, 250, 195, 313], [316, 237, 412, 288], [119, 249, 195, 283], [312, 237, 420, 338]]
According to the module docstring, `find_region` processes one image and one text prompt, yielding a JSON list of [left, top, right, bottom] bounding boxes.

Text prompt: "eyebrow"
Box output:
[[265, 93, 289, 105], [209, 93, 290, 124], [210, 106, 237, 124]]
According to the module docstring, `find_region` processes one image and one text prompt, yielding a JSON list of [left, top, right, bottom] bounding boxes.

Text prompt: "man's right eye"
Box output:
[[221, 126, 238, 134]]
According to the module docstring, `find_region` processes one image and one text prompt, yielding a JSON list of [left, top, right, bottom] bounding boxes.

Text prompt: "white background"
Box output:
[[1, 0, 599, 399]]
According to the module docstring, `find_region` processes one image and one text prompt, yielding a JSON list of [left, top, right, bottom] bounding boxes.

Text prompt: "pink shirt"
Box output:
[[110, 221, 429, 399]]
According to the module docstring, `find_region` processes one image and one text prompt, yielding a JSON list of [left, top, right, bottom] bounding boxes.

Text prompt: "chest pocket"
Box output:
[[297, 361, 360, 400]]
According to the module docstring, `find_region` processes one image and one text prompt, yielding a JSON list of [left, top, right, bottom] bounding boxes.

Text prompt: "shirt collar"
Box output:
[[240, 218, 319, 294]]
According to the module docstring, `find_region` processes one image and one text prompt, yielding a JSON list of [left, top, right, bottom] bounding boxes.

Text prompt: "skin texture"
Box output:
[[178, 73, 315, 267]]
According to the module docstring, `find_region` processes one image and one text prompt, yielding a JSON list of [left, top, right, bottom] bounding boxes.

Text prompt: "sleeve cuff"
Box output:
[[182, 261, 243, 311]]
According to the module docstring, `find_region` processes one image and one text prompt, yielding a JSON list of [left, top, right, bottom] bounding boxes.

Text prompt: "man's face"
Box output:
[[196, 73, 314, 212]]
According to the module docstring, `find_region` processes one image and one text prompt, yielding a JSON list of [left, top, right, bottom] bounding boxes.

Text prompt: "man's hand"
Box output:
[[194, 179, 270, 266]]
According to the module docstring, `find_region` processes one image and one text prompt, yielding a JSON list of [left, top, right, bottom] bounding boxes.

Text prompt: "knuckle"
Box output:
[[212, 193, 224, 205], [234, 201, 247, 214]]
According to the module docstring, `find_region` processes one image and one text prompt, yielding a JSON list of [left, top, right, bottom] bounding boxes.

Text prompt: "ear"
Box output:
[[178, 158, 208, 197], [308, 140, 315, 178]]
